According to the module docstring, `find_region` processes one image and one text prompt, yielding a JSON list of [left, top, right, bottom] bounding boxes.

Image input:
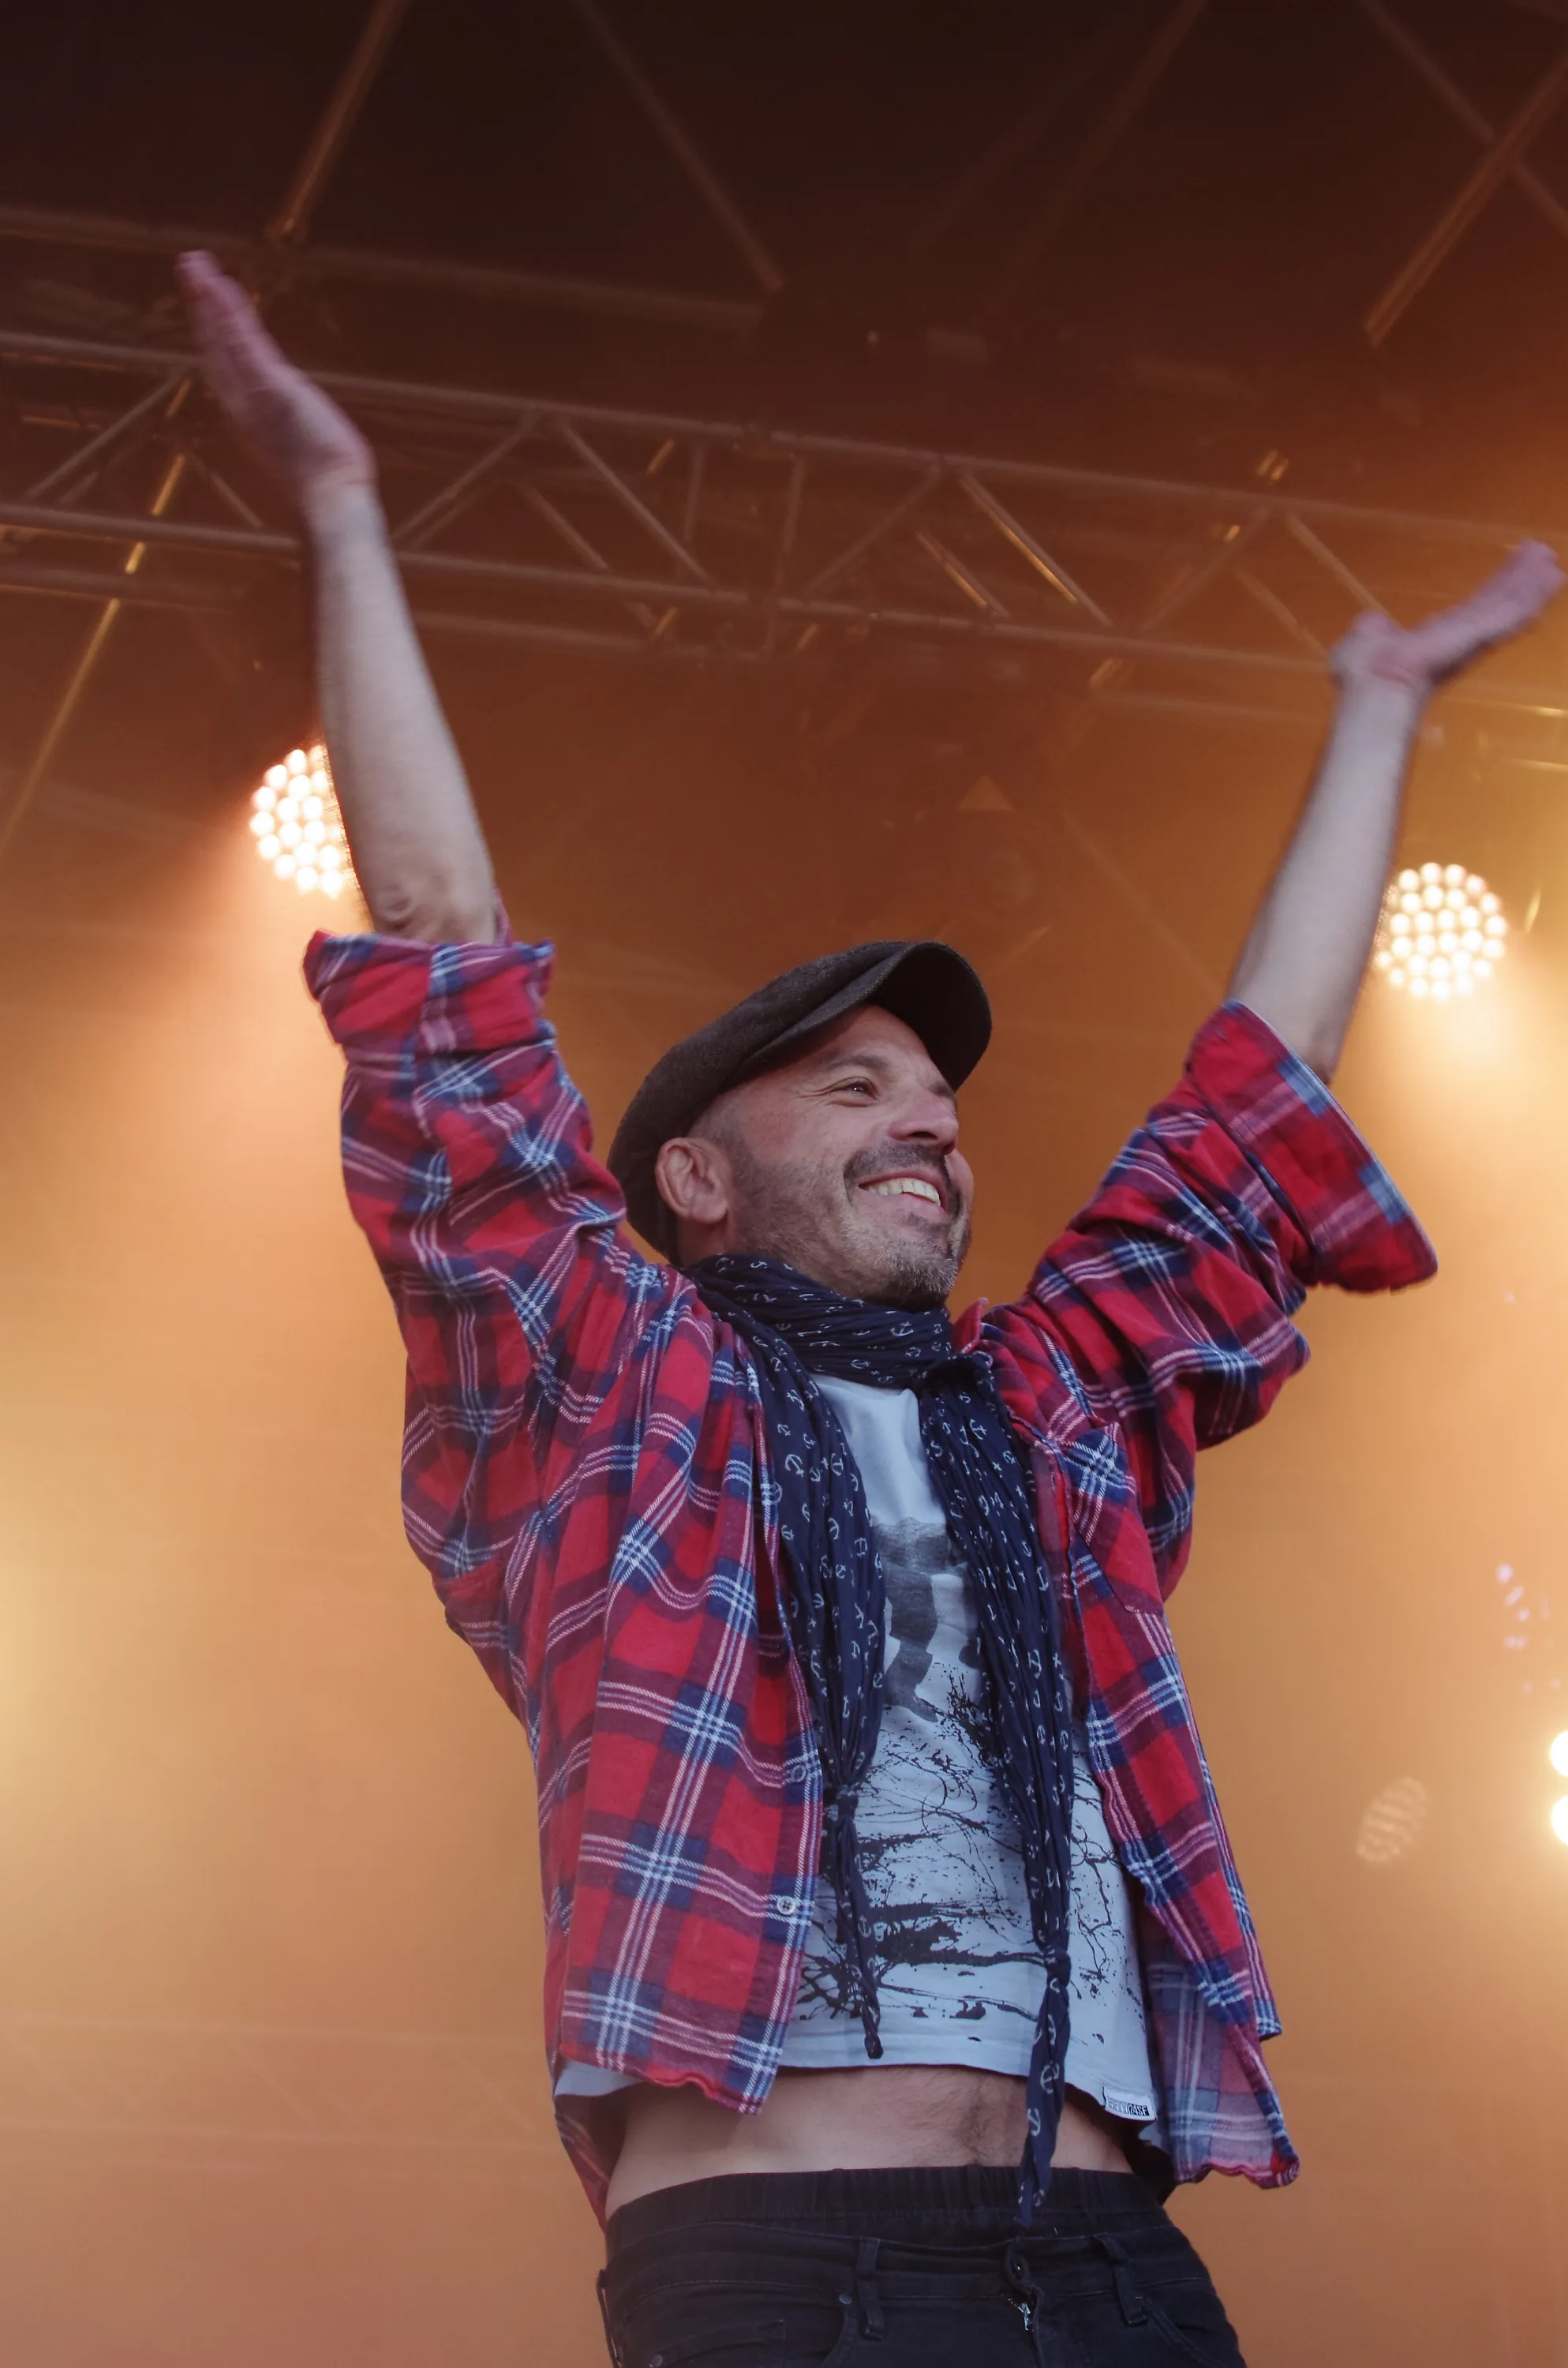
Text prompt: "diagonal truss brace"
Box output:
[[1364, 35, 1568, 343], [2, 325, 1568, 738]]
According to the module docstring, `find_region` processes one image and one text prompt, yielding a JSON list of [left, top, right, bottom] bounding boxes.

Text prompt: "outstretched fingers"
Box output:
[[1333, 541, 1563, 691], [1401, 540, 1564, 681], [178, 251, 294, 422], [176, 249, 375, 506]]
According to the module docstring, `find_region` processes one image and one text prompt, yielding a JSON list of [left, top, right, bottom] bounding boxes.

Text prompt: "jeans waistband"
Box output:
[[608, 2164, 1165, 2256]]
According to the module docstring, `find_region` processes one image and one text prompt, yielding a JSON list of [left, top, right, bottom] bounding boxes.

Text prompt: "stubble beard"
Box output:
[[724, 1133, 968, 1310], [862, 1234, 964, 1311]]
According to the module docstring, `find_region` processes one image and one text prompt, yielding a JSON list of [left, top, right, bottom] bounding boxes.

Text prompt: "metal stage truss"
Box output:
[[3, 324, 1568, 736], [3, 0, 1568, 835], [6, 0, 1568, 884]]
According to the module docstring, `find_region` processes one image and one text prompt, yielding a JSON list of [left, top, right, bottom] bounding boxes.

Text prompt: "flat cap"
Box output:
[[607, 939, 991, 1253]]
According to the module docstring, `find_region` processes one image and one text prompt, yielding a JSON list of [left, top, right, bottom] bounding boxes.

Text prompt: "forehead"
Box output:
[[770, 1002, 950, 1091]]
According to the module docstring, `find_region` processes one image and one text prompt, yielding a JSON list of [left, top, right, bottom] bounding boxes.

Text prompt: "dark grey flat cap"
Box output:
[[607, 939, 991, 1253]]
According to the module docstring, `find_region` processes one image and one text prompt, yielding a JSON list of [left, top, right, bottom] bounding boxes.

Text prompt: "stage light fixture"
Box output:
[[248, 745, 354, 901], [1371, 863, 1508, 1001], [1551, 1797, 1568, 1846], [1551, 1732, 1568, 1778]]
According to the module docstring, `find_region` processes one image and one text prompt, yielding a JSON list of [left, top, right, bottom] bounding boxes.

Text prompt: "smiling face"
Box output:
[[653, 1004, 975, 1309]]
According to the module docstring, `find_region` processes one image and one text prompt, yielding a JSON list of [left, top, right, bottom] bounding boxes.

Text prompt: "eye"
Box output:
[[832, 1075, 876, 1098]]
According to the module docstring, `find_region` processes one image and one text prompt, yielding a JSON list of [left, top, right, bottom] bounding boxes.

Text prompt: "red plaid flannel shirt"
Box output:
[[307, 931, 1435, 2222]]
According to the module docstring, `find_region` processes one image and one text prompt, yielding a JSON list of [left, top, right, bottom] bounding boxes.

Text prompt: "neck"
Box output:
[[692, 1250, 951, 1316]]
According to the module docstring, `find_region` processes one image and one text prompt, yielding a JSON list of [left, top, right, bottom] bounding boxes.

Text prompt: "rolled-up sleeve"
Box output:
[[1181, 1002, 1436, 1295], [305, 929, 671, 1706], [985, 1000, 1435, 1591]]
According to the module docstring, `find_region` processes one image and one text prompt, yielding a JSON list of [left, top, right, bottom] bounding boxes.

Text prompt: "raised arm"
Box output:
[[178, 251, 497, 944], [1229, 541, 1562, 1078]]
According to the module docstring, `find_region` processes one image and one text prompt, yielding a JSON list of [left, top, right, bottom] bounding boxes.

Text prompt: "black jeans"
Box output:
[[599, 2166, 1246, 2367]]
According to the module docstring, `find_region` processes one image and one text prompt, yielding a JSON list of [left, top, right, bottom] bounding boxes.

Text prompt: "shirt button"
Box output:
[[770, 1895, 798, 1917]]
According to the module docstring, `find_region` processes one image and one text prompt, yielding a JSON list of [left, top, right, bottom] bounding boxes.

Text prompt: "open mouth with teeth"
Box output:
[[860, 1176, 945, 1209]]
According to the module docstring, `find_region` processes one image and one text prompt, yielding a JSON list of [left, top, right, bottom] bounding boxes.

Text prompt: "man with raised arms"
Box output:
[[178, 249, 1558, 2366]]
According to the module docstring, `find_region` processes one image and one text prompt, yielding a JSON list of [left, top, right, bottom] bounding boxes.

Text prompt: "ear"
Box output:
[[654, 1133, 733, 1232]]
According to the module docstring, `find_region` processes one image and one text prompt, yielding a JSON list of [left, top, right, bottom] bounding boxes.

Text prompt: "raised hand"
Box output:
[[177, 250, 376, 525], [1232, 539, 1562, 1077], [1331, 539, 1563, 694], [175, 257, 497, 940]]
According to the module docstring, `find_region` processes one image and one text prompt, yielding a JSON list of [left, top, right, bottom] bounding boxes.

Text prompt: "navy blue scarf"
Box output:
[[690, 1253, 1075, 2216]]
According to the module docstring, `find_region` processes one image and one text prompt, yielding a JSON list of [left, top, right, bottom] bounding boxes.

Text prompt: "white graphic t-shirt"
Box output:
[[778, 1374, 1161, 2130]]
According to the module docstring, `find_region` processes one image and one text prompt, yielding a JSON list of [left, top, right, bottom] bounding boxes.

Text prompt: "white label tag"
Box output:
[[1102, 2085, 1157, 2123]]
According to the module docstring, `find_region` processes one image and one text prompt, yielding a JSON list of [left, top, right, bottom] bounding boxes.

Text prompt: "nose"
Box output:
[[889, 1085, 960, 1156]]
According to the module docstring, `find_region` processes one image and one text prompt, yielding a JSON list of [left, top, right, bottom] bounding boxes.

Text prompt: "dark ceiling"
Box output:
[[5, 0, 1568, 1016], [9, 1, 1568, 483]]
